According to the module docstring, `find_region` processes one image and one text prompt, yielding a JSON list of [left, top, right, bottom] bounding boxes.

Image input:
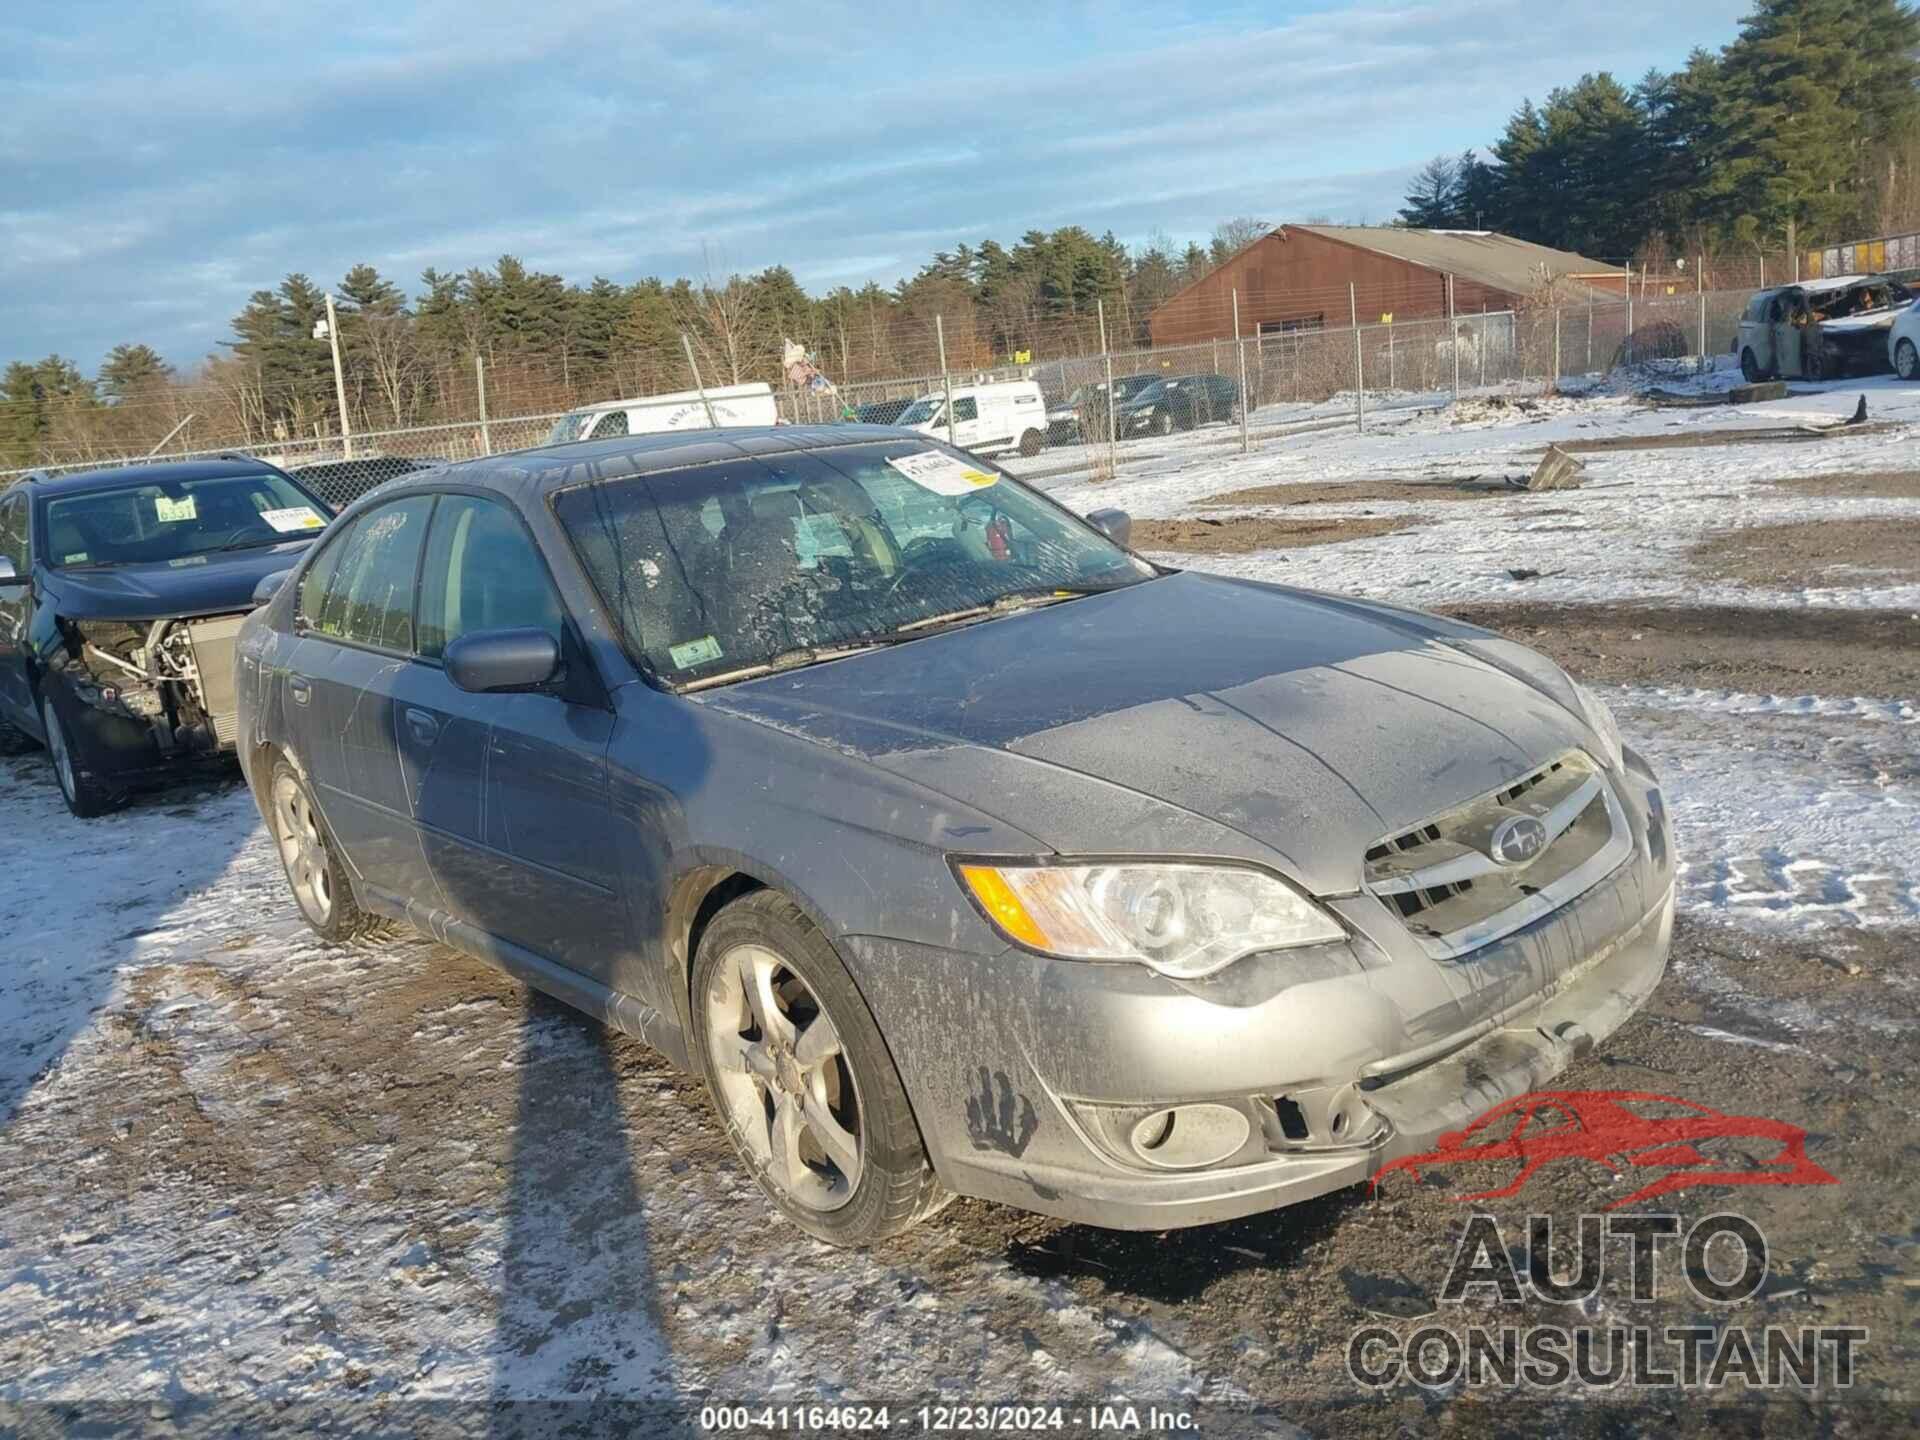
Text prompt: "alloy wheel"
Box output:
[[41, 697, 75, 804], [1899, 340, 1918, 381], [272, 772, 334, 926], [704, 942, 864, 1211]]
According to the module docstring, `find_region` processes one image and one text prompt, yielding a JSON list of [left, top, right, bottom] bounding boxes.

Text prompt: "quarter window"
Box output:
[[416, 495, 566, 659], [312, 496, 433, 651], [951, 397, 979, 422], [297, 518, 354, 627]]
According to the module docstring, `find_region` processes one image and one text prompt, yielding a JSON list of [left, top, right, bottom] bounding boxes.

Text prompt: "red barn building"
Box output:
[[1148, 225, 1625, 346]]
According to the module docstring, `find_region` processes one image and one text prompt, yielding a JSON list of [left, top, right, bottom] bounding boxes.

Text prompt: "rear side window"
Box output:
[[590, 410, 630, 440], [416, 495, 566, 659], [952, 398, 979, 422], [311, 496, 433, 651]]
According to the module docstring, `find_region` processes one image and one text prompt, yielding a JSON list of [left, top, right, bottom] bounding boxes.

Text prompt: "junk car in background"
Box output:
[[1736, 274, 1913, 381], [0, 458, 333, 815]]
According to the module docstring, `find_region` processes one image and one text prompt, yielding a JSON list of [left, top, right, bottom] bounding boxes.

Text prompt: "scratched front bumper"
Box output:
[[843, 753, 1675, 1231]]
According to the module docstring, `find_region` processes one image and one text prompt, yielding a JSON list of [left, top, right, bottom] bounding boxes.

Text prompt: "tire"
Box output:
[[1896, 339, 1918, 381], [692, 889, 947, 1247], [1017, 428, 1045, 458], [1803, 346, 1823, 382], [1152, 410, 1175, 438], [1739, 348, 1762, 384], [268, 758, 393, 943], [41, 689, 120, 818]]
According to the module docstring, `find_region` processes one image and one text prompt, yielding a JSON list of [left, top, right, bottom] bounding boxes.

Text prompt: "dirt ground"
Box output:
[[1131, 514, 1417, 553], [1689, 517, 1920, 591], [1439, 602, 1920, 701], [1199, 477, 1514, 507], [1766, 469, 1920, 499]]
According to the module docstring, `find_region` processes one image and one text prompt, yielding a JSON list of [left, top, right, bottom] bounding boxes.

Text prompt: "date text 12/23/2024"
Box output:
[[698, 1404, 1199, 1433]]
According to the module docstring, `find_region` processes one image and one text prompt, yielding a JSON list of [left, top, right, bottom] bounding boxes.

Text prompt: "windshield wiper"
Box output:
[[215, 534, 295, 553], [679, 641, 893, 692]]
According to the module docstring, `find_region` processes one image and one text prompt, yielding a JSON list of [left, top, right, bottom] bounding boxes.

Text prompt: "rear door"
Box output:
[[0, 493, 33, 724], [401, 491, 629, 984], [283, 494, 439, 906]]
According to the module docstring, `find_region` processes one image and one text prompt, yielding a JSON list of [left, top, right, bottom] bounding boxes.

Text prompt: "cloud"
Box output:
[[1, 0, 1750, 371]]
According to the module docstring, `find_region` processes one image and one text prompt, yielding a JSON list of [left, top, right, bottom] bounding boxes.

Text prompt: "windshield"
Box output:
[[553, 438, 1154, 686], [547, 413, 593, 444], [895, 398, 941, 426], [42, 472, 329, 569], [1128, 381, 1170, 404]]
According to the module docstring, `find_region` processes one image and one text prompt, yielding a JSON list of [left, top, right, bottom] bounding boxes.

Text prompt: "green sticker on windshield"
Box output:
[[670, 635, 724, 668], [155, 495, 198, 522]]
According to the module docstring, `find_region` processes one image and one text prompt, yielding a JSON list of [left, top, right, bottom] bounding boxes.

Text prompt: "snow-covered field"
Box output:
[[3, 371, 1916, 1428]]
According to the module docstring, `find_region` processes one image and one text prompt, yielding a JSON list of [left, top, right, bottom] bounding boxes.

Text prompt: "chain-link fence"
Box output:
[[0, 279, 1833, 503]]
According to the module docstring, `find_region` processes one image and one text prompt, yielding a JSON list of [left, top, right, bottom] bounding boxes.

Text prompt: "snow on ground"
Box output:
[[1042, 373, 1920, 610]]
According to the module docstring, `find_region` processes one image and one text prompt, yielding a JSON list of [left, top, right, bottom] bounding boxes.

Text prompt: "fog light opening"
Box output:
[[1330, 1110, 1348, 1137], [1126, 1103, 1251, 1170]]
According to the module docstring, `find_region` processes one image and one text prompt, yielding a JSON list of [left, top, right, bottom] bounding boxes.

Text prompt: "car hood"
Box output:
[[696, 572, 1600, 894], [42, 541, 316, 621]]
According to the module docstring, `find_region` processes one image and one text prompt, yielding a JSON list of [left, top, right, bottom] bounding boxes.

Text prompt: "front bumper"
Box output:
[[844, 760, 1675, 1230]]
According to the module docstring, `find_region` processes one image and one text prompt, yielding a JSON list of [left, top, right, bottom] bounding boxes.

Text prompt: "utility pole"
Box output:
[[934, 315, 954, 447], [680, 332, 720, 428], [318, 293, 354, 459]]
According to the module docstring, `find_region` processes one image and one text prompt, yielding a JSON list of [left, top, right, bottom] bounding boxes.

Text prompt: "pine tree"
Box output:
[[1399, 155, 1462, 227], [98, 344, 173, 402]]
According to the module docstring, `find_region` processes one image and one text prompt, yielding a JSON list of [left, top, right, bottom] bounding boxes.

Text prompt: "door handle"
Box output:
[[288, 675, 311, 705], [403, 707, 439, 744]]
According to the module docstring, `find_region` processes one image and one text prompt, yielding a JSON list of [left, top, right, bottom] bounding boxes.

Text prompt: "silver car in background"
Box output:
[[237, 428, 1674, 1246]]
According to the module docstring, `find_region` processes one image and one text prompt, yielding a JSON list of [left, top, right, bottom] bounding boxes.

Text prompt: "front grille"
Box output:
[[1362, 752, 1631, 958]]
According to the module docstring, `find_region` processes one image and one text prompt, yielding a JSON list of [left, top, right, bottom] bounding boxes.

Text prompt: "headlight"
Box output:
[[1572, 681, 1624, 770], [955, 861, 1344, 979]]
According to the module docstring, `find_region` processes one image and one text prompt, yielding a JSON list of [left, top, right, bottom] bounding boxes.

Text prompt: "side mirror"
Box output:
[[444, 628, 561, 694], [252, 568, 293, 606], [1087, 508, 1132, 548], [0, 555, 25, 592]]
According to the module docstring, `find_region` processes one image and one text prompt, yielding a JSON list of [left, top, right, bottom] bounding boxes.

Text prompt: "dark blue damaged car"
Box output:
[[235, 426, 1675, 1246]]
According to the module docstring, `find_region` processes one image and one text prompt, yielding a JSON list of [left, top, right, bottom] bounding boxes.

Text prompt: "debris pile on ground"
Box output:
[[1609, 319, 1690, 370], [1527, 445, 1586, 491]]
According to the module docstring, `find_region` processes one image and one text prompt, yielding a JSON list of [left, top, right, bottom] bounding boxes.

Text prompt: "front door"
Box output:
[[406, 492, 631, 985], [283, 495, 440, 907]]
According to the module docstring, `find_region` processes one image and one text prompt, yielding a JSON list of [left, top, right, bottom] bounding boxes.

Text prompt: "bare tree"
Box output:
[[672, 270, 771, 385]]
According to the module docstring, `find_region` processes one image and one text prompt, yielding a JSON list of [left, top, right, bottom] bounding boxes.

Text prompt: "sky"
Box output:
[[1, 0, 1753, 374]]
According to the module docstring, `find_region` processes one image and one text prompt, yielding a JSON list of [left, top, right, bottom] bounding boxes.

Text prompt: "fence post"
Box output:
[[1624, 263, 1634, 367], [1350, 284, 1364, 434], [934, 315, 954, 447], [1448, 275, 1459, 399], [1387, 320, 1395, 390], [1553, 305, 1562, 394], [1697, 290, 1709, 376], [1097, 299, 1116, 472], [1586, 300, 1593, 371], [679, 332, 720, 428], [1232, 289, 1249, 455], [1479, 303, 1487, 388], [474, 354, 492, 456], [1760, 255, 1766, 289]]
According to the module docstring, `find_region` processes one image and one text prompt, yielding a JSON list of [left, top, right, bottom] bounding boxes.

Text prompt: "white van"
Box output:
[[546, 382, 779, 445], [893, 380, 1049, 457]]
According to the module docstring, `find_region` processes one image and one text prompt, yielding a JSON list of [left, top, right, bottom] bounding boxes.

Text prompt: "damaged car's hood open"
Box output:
[[696, 571, 1599, 894]]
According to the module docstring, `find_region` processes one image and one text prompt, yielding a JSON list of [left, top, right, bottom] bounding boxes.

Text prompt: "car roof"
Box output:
[[381, 425, 932, 502], [19, 457, 293, 499]]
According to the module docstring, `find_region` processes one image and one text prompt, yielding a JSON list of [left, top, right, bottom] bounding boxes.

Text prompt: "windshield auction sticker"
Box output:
[[259, 506, 326, 533], [887, 450, 998, 496], [154, 494, 198, 522]]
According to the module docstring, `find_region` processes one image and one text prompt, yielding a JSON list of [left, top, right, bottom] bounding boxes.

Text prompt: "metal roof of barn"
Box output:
[[1290, 226, 1624, 297]]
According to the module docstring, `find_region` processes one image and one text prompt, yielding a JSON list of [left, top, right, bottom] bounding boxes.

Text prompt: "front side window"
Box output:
[[895, 398, 941, 426], [41, 471, 329, 569], [590, 409, 630, 440], [310, 495, 433, 651], [951, 397, 979, 422], [417, 495, 566, 659], [553, 439, 1153, 687]]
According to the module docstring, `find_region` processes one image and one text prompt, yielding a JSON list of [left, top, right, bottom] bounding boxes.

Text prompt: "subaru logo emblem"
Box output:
[[1490, 815, 1549, 867]]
